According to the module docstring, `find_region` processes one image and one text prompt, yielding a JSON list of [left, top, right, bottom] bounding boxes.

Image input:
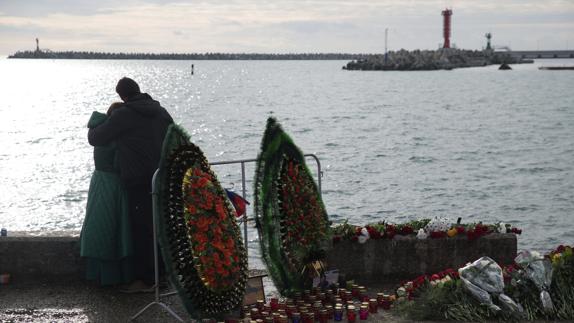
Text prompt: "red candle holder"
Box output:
[[347, 305, 356, 323], [368, 299, 378, 313], [270, 298, 279, 311]]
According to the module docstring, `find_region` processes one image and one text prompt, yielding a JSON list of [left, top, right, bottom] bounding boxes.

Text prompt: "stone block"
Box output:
[[0, 236, 84, 283], [325, 233, 517, 284]]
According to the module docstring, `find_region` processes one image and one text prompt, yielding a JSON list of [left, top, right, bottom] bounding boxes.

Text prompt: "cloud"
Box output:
[[1, 0, 573, 54]]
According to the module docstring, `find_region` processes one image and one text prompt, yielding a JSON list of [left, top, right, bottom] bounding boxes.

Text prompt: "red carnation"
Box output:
[[399, 226, 414, 235], [429, 231, 447, 239], [366, 226, 382, 239]]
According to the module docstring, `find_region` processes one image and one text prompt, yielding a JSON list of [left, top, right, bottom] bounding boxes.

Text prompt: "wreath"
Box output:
[[254, 117, 330, 295], [156, 124, 248, 318]]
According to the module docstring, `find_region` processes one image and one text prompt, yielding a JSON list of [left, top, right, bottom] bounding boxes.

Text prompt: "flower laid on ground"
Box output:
[[392, 245, 574, 322], [331, 219, 522, 244]]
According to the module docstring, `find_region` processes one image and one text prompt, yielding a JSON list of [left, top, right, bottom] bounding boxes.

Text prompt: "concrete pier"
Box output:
[[508, 50, 574, 59]]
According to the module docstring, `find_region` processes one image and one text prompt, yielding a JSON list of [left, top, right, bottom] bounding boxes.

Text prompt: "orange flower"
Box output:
[[225, 238, 235, 249], [217, 267, 229, 276], [221, 255, 232, 266], [200, 255, 211, 266], [186, 204, 197, 214], [195, 243, 206, 252], [194, 232, 208, 245], [196, 217, 212, 232], [193, 176, 210, 188], [213, 239, 226, 252], [215, 200, 226, 221]]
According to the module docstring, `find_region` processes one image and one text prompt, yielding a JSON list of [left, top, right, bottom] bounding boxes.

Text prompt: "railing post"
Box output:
[[210, 154, 323, 259], [241, 161, 248, 252]]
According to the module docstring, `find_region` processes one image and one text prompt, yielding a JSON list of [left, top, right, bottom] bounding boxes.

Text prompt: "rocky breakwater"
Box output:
[[344, 48, 524, 71]]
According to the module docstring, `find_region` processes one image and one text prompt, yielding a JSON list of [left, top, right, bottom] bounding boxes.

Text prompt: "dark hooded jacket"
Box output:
[[88, 93, 173, 188]]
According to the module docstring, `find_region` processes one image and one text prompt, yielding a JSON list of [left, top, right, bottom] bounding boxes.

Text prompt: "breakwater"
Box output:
[[8, 50, 369, 60], [343, 48, 529, 71]]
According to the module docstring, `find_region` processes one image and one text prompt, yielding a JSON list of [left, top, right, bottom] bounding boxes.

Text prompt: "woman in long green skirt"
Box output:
[[80, 104, 134, 286]]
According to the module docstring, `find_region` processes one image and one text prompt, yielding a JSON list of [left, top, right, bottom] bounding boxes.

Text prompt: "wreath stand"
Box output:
[[130, 170, 184, 322]]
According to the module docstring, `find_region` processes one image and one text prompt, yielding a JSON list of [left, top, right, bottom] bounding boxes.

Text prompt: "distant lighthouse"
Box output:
[[442, 9, 452, 49], [35, 38, 40, 52]]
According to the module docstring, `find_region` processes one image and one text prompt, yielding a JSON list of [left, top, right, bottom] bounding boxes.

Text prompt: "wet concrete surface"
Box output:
[[0, 280, 415, 322], [0, 281, 189, 322]]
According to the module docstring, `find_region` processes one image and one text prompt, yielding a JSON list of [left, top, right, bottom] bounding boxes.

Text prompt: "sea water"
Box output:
[[0, 58, 573, 267]]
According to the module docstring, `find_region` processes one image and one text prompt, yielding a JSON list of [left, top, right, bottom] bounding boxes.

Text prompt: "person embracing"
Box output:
[[81, 102, 134, 286], [88, 77, 174, 292]]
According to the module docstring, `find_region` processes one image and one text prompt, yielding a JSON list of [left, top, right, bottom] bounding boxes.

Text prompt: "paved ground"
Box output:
[[0, 280, 414, 323]]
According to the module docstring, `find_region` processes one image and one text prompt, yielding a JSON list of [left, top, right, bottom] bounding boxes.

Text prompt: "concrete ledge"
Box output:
[[1, 234, 517, 285], [0, 236, 84, 282], [325, 233, 517, 283]]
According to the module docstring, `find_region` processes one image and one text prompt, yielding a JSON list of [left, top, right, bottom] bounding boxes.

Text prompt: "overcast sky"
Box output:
[[1, 0, 573, 55]]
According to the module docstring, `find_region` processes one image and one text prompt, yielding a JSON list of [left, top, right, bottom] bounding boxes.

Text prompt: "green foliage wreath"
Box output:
[[156, 124, 248, 318], [254, 117, 330, 295]]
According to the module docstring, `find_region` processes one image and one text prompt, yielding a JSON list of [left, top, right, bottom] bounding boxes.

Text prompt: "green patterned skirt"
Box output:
[[80, 170, 134, 285]]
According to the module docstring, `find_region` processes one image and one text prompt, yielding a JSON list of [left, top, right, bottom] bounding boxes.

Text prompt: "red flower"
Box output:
[[429, 231, 447, 239], [196, 217, 212, 232], [333, 236, 342, 243], [399, 226, 414, 235], [366, 226, 382, 239], [456, 226, 465, 234]]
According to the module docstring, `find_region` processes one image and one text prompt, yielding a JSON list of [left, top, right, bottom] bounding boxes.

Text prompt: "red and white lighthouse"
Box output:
[[442, 9, 452, 49]]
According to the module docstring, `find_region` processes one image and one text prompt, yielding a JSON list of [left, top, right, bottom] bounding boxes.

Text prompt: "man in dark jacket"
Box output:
[[88, 77, 173, 292]]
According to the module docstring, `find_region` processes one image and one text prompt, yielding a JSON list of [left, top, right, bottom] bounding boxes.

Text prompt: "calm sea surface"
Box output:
[[0, 58, 573, 263]]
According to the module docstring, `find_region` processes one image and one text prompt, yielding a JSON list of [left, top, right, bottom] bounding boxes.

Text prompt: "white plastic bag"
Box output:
[[459, 256, 524, 315], [515, 250, 554, 312]]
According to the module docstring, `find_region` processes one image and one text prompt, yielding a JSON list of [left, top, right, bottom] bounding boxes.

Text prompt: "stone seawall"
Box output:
[[0, 234, 516, 284], [0, 236, 84, 282], [325, 233, 517, 283]]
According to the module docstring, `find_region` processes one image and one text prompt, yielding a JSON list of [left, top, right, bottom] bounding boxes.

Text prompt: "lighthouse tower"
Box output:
[[441, 9, 452, 49]]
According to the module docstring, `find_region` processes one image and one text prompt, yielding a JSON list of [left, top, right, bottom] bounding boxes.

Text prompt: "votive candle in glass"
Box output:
[[359, 305, 369, 320], [347, 305, 356, 323], [368, 299, 378, 313], [334, 306, 344, 321]]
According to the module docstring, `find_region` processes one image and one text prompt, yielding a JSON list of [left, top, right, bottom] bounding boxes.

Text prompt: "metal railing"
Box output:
[[211, 154, 323, 256], [131, 154, 322, 321]]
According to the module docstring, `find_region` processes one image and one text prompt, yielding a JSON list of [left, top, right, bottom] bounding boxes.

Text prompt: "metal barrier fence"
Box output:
[[211, 154, 323, 256]]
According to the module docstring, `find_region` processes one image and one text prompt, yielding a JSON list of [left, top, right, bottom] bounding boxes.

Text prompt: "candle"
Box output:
[[291, 312, 301, 323], [359, 305, 369, 320], [334, 306, 343, 321], [368, 299, 378, 313], [270, 298, 279, 311], [347, 305, 356, 323]]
